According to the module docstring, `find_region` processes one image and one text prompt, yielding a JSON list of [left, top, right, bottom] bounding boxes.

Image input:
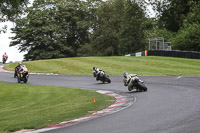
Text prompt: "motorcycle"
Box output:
[[2, 57, 7, 64], [17, 67, 29, 83], [94, 70, 111, 83], [123, 73, 147, 92]]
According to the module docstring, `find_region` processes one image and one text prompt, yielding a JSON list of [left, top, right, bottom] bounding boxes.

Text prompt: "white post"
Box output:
[[156, 38, 157, 50], [163, 37, 164, 50], [148, 39, 150, 50]]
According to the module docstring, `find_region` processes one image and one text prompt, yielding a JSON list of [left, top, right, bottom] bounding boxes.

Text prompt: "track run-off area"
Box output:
[[0, 64, 200, 133]]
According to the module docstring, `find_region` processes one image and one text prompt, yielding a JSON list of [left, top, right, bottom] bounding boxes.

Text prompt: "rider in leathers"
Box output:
[[123, 72, 141, 91], [18, 64, 28, 78], [15, 62, 23, 77], [2, 52, 8, 63], [93, 67, 104, 81]]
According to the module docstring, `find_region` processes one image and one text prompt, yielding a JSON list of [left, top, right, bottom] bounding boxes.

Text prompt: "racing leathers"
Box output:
[[18, 65, 28, 78], [123, 73, 141, 91], [93, 67, 104, 81], [2, 53, 8, 63]]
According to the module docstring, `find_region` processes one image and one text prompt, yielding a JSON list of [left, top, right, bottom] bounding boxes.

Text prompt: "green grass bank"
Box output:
[[4, 56, 200, 76], [0, 82, 114, 133]]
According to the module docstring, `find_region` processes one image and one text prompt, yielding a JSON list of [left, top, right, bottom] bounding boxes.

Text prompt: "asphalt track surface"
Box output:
[[0, 66, 200, 133]]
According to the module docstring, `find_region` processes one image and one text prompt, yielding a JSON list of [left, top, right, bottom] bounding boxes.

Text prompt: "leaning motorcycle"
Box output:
[[17, 69, 29, 83], [124, 74, 147, 92], [94, 71, 111, 83]]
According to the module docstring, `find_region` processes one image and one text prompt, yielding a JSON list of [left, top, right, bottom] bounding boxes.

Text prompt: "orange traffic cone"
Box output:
[[93, 98, 96, 103]]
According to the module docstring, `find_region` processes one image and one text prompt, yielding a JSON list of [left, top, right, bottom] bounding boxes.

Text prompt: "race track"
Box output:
[[0, 66, 200, 133]]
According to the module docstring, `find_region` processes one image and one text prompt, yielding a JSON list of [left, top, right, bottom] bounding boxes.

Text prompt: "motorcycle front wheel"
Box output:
[[17, 77, 20, 83], [105, 75, 111, 83], [24, 75, 29, 83], [24, 79, 27, 83], [106, 78, 111, 83]]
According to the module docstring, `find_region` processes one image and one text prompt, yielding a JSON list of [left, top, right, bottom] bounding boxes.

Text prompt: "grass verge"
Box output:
[[4, 56, 200, 76], [0, 82, 114, 133]]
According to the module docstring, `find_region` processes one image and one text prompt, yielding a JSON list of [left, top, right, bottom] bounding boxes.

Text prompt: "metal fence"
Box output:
[[148, 37, 171, 51]]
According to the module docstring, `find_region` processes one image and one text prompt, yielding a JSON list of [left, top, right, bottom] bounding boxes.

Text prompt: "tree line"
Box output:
[[1, 0, 199, 60]]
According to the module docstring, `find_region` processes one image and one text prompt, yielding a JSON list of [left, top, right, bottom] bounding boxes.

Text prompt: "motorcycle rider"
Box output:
[[18, 64, 28, 78], [15, 62, 23, 70], [93, 66, 104, 81], [14, 62, 23, 78], [123, 72, 141, 91], [2, 52, 8, 63]]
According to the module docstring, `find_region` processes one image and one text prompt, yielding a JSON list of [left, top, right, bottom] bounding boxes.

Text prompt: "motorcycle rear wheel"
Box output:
[[137, 82, 147, 91]]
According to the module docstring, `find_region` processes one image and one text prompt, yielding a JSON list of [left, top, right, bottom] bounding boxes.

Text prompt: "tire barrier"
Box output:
[[125, 50, 200, 59], [147, 50, 200, 59]]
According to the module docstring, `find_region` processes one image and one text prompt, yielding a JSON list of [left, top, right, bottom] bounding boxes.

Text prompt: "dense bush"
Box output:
[[172, 23, 200, 51]]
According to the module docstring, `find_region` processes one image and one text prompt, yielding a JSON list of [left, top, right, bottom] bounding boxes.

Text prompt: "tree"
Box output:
[[0, 0, 29, 33], [172, 23, 200, 51], [10, 0, 90, 60], [183, 1, 200, 27], [118, 1, 147, 55], [10, 0, 153, 59], [152, 0, 199, 32], [85, 0, 148, 56], [147, 0, 200, 51], [172, 1, 200, 51], [77, 0, 104, 56], [88, 0, 123, 56], [0, 0, 28, 21]]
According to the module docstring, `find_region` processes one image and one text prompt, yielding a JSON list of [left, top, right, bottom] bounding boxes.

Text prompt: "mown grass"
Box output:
[[4, 56, 200, 76], [0, 82, 114, 133]]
